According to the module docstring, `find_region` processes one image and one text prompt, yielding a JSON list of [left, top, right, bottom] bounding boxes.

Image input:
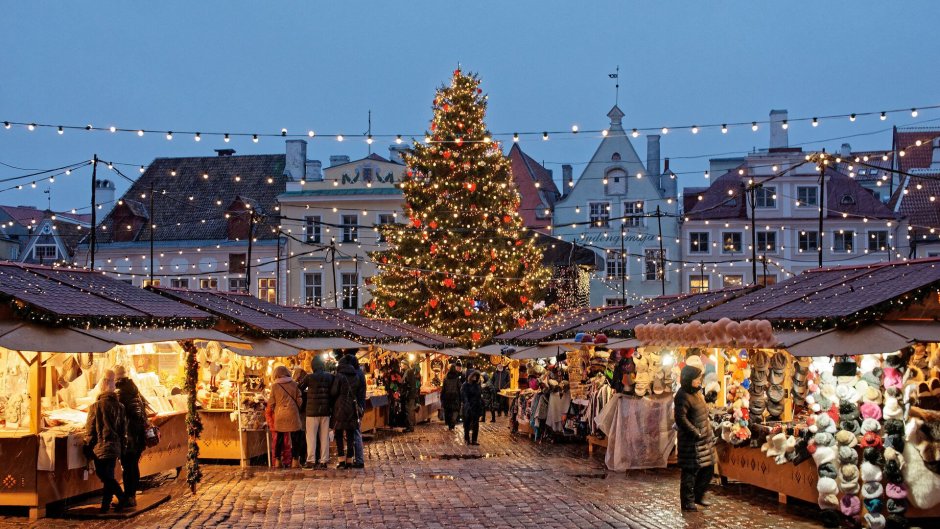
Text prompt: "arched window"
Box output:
[[840, 194, 856, 205], [611, 152, 621, 161]]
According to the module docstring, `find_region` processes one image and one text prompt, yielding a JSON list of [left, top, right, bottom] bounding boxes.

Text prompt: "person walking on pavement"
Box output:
[[461, 370, 484, 445], [300, 356, 334, 469], [332, 354, 362, 469], [84, 370, 130, 513], [441, 365, 462, 430], [491, 363, 511, 417], [114, 365, 148, 507], [401, 359, 419, 433], [674, 364, 716, 512], [291, 366, 308, 465], [268, 365, 303, 468]]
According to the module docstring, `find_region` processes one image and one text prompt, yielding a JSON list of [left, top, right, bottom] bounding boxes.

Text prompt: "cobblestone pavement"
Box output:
[[1, 418, 827, 529]]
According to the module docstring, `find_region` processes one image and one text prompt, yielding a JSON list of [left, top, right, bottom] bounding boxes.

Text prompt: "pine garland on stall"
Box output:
[[182, 340, 203, 492]]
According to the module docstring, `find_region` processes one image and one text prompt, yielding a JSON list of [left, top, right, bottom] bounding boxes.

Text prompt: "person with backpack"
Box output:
[[331, 355, 362, 469], [441, 365, 462, 430], [300, 357, 333, 469], [114, 365, 149, 507], [268, 365, 303, 468]]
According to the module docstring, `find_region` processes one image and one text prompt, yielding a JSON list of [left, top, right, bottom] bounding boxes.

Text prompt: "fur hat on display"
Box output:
[[835, 430, 858, 448], [840, 401, 861, 422], [885, 482, 908, 500], [882, 367, 903, 389], [883, 396, 903, 421], [813, 413, 837, 434], [884, 434, 905, 453], [818, 462, 838, 479], [884, 446, 904, 470], [860, 401, 882, 421], [861, 418, 882, 434], [838, 464, 860, 495], [814, 432, 836, 447], [884, 459, 904, 484], [864, 446, 887, 467], [860, 431, 884, 449], [884, 514, 909, 529], [813, 445, 837, 467], [886, 498, 906, 514], [864, 498, 884, 514], [862, 461, 884, 483], [840, 494, 861, 516], [839, 445, 859, 465], [817, 476, 839, 510]]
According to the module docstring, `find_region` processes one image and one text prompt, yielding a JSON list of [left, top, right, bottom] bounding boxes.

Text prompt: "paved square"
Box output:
[[1, 419, 822, 528]]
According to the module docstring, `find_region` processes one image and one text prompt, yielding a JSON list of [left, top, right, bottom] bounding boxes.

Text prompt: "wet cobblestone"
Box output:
[[1, 419, 829, 528]]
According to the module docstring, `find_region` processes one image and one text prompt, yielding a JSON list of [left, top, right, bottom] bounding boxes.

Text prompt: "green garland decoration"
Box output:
[[182, 340, 203, 492]]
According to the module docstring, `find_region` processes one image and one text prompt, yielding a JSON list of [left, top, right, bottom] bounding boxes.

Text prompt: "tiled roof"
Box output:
[[836, 152, 893, 183], [95, 154, 288, 244], [685, 165, 896, 221], [895, 128, 940, 174], [527, 231, 598, 267], [691, 258, 940, 326], [0, 262, 212, 324], [579, 288, 754, 334], [371, 318, 456, 348], [494, 306, 624, 344], [280, 188, 402, 197], [894, 172, 940, 237], [0, 205, 89, 228], [682, 187, 707, 215], [510, 144, 560, 202], [508, 144, 560, 230], [152, 288, 306, 334]]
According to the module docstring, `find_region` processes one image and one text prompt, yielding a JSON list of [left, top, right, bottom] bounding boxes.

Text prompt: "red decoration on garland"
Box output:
[[430, 122, 437, 131], [429, 299, 439, 308], [443, 103, 450, 112], [443, 150, 451, 159], [430, 244, 438, 254], [429, 220, 438, 229], [464, 308, 472, 316], [471, 331, 481, 342], [520, 296, 528, 303], [455, 137, 463, 146], [411, 217, 422, 227], [387, 300, 396, 308], [468, 182, 477, 192], [517, 318, 527, 327], [489, 265, 497, 272], [502, 215, 511, 224], [443, 278, 456, 288]]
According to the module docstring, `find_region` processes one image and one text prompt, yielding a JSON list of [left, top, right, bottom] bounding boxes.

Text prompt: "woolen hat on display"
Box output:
[[861, 431, 884, 449], [840, 419, 861, 435], [864, 446, 886, 466], [864, 513, 886, 529], [884, 419, 905, 436], [884, 459, 904, 484], [862, 461, 884, 483], [883, 367, 903, 389], [886, 498, 906, 514], [861, 418, 882, 434], [864, 385, 884, 405], [840, 494, 861, 516], [840, 401, 861, 423], [750, 350, 769, 369], [884, 435, 905, 453], [883, 397, 903, 421], [886, 483, 908, 500], [836, 430, 858, 448], [865, 497, 884, 514], [818, 493, 840, 511], [863, 480, 885, 499], [817, 462, 838, 479], [765, 432, 787, 457], [814, 432, 836, 447], [860, 401, 883, 421], [884, 446, 904, 469], [814, 414, 838, 434], [837, 384, 860, 404], [839, 445, 859, 465], [838, 464, 860, 494], [770, 368, 786, 386], [884, 514, 909, 529]]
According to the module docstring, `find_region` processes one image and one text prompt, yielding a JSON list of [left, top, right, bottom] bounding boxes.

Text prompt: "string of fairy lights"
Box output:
[[3, 105, 940, 310], [3, 104, 938, 146]]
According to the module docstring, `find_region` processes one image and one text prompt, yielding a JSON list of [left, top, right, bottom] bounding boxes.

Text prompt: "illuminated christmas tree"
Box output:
[[366, 69, 550, 346]]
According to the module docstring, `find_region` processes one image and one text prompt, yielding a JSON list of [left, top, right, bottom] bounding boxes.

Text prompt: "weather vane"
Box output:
[[609, 66, 620, 105]]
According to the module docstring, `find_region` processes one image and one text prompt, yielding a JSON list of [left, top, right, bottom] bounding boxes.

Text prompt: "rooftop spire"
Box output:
[[607, 105, 625, 128]]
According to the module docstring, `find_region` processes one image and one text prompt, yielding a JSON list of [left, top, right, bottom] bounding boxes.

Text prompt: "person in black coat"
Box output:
[[114, 365, 148, 507], [461, 370, 484, 445], [441, 365, 462, 430], [300, 357, 334, 469], [491, 364, 511, 417], [674, 365, 716, 511], [331, 355, 361, 469]]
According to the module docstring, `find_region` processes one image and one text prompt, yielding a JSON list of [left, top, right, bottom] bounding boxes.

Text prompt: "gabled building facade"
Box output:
[[507, 143, 560, 232], [682, 110, 905, 292], [551, 105, 681, 306], [75, 150, 288, 300], [890, 128, 940, 257], [0, 204, 90, 264]]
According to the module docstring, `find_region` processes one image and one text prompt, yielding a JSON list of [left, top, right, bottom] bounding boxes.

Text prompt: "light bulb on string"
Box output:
[[166, 131, 173, 140], [632, 128, 639, 138], [912, 108, 918, 117], [194, 132, 201, 142], [281, 128, 287, 137], [512, 133, 519, 142], [367, 135, 374, 145], [781, 120, 788, 130], [661, 127, 669, 134], [602, 129, 609, 137], [849, 114, 856, 122], [28, 123, 35, 131], [812, 118, 818, 127], [252, 134, 259, 143], [721, 124, 728, 134], [224, 133, 230, 143], [137, 129, 144, 137], [139, 166, 145, 174], [571, 125, 579, 133], [542, 132, 549, 141], [880, 112, 887, 120], [3, 122, 10, 129], [57, 126, 63, 135], [751, 122, 758, 131], [396, 135, 403, 144], [691, 125, 699, 134], [65, 169, 71, 175]]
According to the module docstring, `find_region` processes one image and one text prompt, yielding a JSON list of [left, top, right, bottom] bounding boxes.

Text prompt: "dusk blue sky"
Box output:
[[3, 1, 939, 213]]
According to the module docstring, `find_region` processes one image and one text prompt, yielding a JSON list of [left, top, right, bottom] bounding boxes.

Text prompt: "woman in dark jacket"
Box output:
[[674, 365, 715, 512], [301, 357, 334, 468], [84, 370, 130, 513], [331, 355, 361, 469], [114, 365, 148, 507], [441, 366, 462, 430], [480, 373, 497, 423], [461, 370, 484, 445]]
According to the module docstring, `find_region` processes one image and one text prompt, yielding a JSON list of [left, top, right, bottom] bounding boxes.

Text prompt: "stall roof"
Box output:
[[775, 321, 940, 357], [494, 306, 625, 344], [152, 288, 307, 334], [370, 318, 456, 348], [692, 259, 940, 325], [593, 288, 755, 334], [0, 262, 212, 325]]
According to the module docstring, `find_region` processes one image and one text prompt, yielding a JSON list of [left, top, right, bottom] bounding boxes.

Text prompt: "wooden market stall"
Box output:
[[0, 263, 241, 519], [687, 259, 940, 521]]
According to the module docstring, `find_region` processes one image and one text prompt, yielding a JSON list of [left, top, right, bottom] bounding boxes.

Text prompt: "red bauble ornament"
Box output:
[[387, 300, 396, 308], [457, 122, 464, 129], [455, 137, 463, 146], [477, 88, 482, 94], [463, 251, 470, 260], [430, 122, 437, 131], [429, 220, 438, 229], [430, 244, 438, 254], [520, 296, 528, 303], [381, 256, 388, 264], [468, 183, 477, 192], [411, 217, 422, 227], [442, 150, 451, 159], [443, 103, 450, 112], [489, 265, 496, 273], [503, 215, 511, 224], [515, 240, 523, 246], [517, 318, 527, 327]]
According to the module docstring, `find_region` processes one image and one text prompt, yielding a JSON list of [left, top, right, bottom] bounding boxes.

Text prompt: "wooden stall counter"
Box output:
[[0, 411, 187, 520], [197, 409, 267, 463], [717, 445, 940, 518]]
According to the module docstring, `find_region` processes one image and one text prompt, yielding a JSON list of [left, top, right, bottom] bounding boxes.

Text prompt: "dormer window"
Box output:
[[611, 152, 621, 161], [841, 194, 856, 205], [111, 200, 149, 242]]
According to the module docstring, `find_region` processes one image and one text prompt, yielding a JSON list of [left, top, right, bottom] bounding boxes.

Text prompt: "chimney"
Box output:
[[215, 148, 236, 157], [305, 160, 323, 181], [285, 140, 307, 181], [769, 109, 788, 149], [95, 179, 116, 217], [562, 164, 573, 195], [388, 145, 409, 165], [330, 155, 350, 167], [647, 135, 661, 178], [931, 138, 940, 170], [662, 158, 677, 198], [840, 143, 852, 159]]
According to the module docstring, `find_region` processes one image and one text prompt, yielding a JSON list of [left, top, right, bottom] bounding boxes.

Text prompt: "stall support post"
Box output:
[[29, 352, 41, 435], [716, 348, 727, 408]]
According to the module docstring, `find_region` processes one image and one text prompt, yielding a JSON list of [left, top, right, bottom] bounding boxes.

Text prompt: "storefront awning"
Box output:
[[0, 321, 117, 353], [777, 324, 910, 357], [470, 344, 517, 356], [378, 341, 441, 353], [512, 345, 564, 360], [274, 336, 363, 352], [75, 327, 251, 348], [440, 347, 470, 357], [230, 337, 303, 357]]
